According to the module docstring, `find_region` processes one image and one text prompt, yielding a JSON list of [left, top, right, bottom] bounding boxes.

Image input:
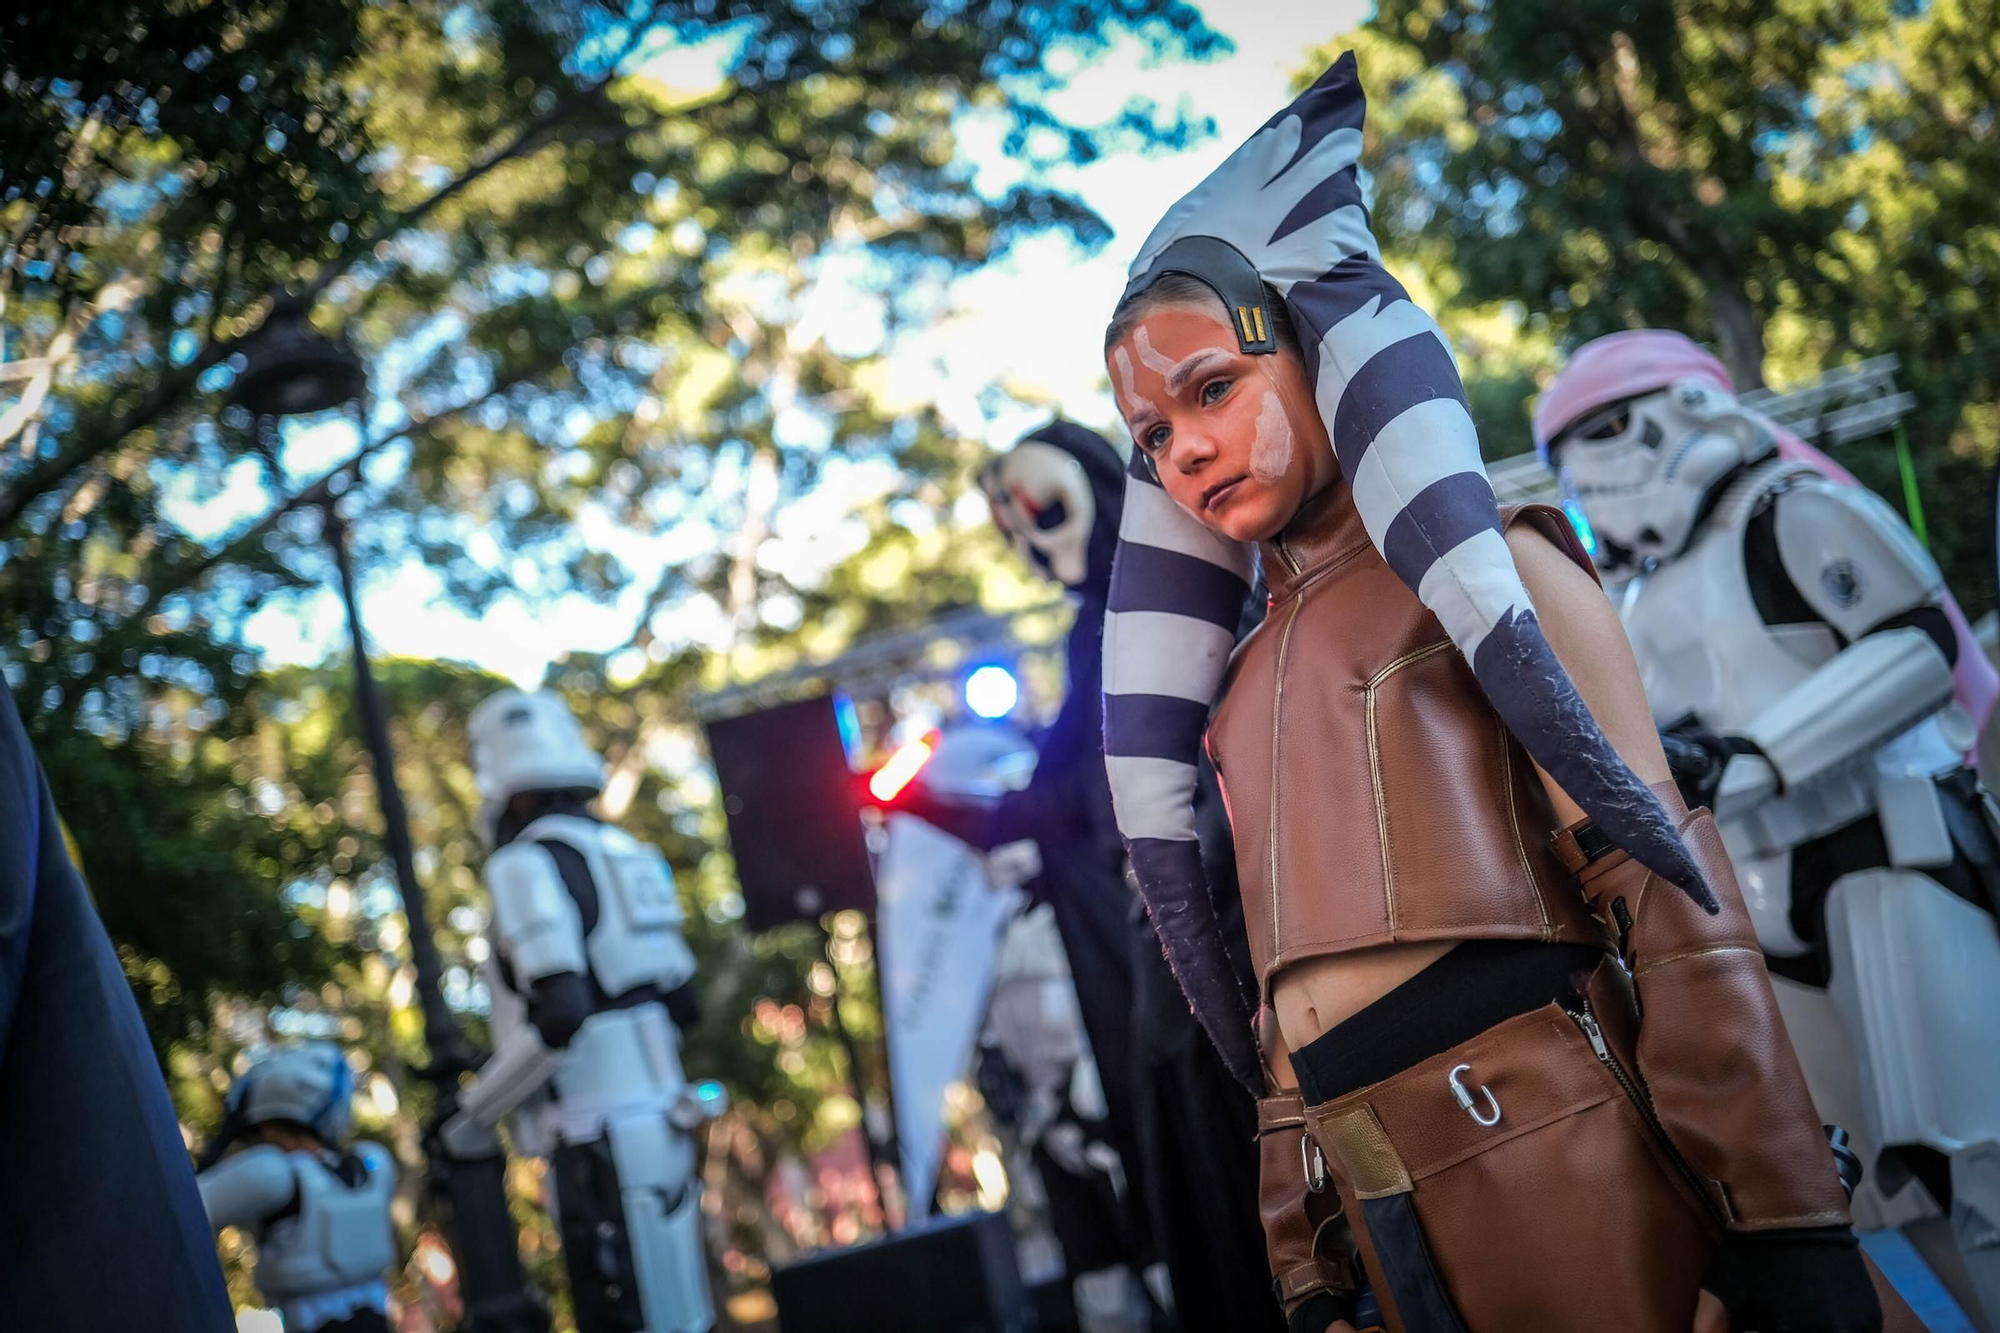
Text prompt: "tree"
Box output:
[[1, 0, 1218, 1043], [1324, 2, 2000, 610], [1340, 0, 1863, 389], [4, 4, 1224, 1324]]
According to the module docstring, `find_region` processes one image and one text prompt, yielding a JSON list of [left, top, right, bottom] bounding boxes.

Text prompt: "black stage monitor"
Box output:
[[704, 693, 875, 930], [772, 1210, 1027, 1333]]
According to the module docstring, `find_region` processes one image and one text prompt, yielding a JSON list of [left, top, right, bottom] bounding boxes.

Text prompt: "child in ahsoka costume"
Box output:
[[1097, 53, 1923, 1333]]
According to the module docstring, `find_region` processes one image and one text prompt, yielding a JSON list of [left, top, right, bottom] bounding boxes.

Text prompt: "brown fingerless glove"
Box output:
[[1566, 784, 1850, 1231]]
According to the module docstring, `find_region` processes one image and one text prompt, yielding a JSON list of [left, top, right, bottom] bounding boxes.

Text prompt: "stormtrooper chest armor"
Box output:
[[498, 814, 695, 1133], [1616, 461, 1839, 735]]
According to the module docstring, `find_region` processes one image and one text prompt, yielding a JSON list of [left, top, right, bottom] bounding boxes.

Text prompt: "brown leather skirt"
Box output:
[[1300, 959, 1927, 1332], [1302, 962, 1716, 1332]]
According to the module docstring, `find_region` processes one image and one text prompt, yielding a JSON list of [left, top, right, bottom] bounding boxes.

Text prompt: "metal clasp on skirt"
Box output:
[[1447, 1063, 1502, 1127], [1300, 1133, 1329, 1193]]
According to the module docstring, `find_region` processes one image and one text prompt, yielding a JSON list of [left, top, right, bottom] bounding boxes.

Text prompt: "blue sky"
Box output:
[[207, 4, 1370, 687]]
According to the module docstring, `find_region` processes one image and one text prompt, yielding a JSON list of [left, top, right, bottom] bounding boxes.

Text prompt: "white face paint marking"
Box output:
[[1136, 325, 1236, 396], [1112, 345, 1163, 428], [1133, 325, 1178, 375], [1250, 389, 1294, 485]]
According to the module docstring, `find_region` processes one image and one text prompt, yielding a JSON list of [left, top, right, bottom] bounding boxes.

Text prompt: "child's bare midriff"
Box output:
[[1270, 939, 1455, 1060]]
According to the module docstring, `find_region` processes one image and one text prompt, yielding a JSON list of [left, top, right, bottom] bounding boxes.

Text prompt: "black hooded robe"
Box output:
[[990, 422, 1283, 1330]]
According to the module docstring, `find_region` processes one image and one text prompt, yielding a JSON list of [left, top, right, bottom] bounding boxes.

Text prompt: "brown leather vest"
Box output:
[[1208, 483, 1609, 999]]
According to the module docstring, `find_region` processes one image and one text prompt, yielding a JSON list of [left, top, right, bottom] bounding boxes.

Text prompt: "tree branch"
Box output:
[[0, 6, 668, 534], [86, 384, 511, 678]]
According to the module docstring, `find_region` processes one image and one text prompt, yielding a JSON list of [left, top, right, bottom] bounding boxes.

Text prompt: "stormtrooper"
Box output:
[[1537, 329, 2000, 1320], [439, 690, 723, 1333], [196, 1044, 398, 1333]]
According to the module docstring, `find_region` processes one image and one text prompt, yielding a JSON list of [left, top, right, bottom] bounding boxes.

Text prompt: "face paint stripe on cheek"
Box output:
[[1250, 389, 1294, 484]]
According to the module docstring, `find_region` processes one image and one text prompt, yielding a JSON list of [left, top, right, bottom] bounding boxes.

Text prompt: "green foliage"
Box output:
[[38, 722, 335, 1054], [0, 0, 1217, 1033], [1317, 1, 2000, 611], [2, 4, 1222, 1323]]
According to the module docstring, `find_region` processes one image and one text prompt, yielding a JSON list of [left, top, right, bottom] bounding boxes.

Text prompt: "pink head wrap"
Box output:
[[1536, 330, 1997, 740], [1531, 329, 1731, 461]]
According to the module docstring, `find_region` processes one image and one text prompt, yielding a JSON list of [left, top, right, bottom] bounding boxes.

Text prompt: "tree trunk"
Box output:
[[1703, 275, 1767, 391]]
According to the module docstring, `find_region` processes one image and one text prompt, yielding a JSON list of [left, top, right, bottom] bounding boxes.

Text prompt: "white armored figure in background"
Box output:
[[440, 689, 724, 1333], [1538, 329, 2000, 1319], [197, 1044, 397, 1333]]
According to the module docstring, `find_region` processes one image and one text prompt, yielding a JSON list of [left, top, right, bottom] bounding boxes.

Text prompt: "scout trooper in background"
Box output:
[[1538, 329, 2000, 1320], [439, 689, 723, 1333], [197, 1044, 397, 1333]]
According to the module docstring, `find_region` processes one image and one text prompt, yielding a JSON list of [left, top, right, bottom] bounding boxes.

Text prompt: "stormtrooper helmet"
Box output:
[[1546, 376, 1774, 569], [468, 689, 605, 845], [228, 1043, 356, 1144]]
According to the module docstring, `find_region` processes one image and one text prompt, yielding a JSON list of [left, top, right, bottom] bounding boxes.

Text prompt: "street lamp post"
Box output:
[[235, 296, 547, 1333]]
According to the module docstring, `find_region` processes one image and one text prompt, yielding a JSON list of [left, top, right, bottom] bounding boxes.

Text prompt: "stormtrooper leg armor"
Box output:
[[1829, 868, 2000, 1316], [549, 1113, 709, 1333]]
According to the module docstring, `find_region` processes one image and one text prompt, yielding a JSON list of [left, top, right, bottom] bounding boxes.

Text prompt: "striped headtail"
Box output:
[[1103, 53, 1710, 1090]]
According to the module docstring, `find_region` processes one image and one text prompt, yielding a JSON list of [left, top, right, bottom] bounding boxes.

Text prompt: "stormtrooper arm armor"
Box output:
[[1729, 628, 1954, 799], [1726, 480, 1954, 798], [441, 1022, 565, 1157], [487, 841, 588, 984], [441, 844, 589, 1156], [198, 1144, 295, 1233]]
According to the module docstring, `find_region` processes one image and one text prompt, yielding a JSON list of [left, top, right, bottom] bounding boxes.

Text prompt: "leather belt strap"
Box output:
[[1550, 817, 1621, 875], [1276, 1254, 1354, 1304], [1258, 1093, 1307, 1134]]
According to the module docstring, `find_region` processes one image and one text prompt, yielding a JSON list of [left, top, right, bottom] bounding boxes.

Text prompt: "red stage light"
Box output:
[[867, 735, 936, 803]]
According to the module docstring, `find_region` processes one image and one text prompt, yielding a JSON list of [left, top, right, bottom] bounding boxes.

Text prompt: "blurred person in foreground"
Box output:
[[197, 1043, 397, 1333], [1539, 328, 2000, 1324], [436, 690, 721, 1333], [0, 683, 234, 1330], [1096, 54, 1919, 1333]]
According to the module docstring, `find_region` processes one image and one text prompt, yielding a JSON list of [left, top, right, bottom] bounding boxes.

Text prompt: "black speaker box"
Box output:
[[703, 693, 876, 930], [772, 1210, 1027, 1333]]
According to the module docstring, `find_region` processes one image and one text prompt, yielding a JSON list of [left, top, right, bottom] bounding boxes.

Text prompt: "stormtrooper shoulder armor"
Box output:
[[199, 1143, 298, 1233], [1773, 477, 1943, 642], [485, 840, 587, 983]]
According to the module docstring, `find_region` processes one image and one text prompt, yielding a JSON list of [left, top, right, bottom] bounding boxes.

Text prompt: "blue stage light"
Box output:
[[965, 665, 1020, 719]]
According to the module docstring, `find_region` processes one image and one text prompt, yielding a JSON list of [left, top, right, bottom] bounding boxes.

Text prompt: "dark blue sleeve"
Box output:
[[0, 688, 235, 1330], [0, 688, 43, 1065]]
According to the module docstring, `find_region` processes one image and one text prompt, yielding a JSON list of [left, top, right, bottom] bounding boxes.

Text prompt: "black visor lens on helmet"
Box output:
[[1550, 400, 1634, 462], [1122, 235, 1278, 355]]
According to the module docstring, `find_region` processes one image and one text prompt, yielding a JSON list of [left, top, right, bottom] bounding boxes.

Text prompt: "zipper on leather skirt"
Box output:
[[1571, 999, 1727, 1228]]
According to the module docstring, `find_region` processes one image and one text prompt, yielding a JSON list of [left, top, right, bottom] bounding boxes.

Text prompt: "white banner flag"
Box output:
[[874, 811, 1022, 1220]]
